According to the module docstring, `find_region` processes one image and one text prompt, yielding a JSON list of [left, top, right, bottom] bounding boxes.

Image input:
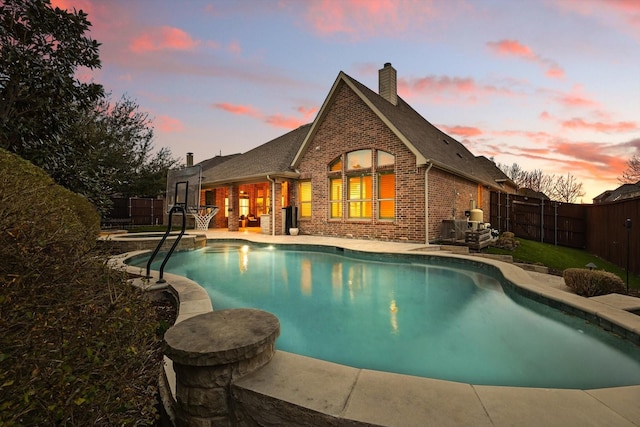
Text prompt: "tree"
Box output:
[[61, 95, 179, 211], [619, 154, 640, 184], [497, 162, 585, 203], [550, 172, 585, 203], [0, 0, 178, 213], [0, 0, 104, 154]]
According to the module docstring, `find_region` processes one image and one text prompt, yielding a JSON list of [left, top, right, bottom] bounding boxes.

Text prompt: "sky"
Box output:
[[51, 0, 640, 203]]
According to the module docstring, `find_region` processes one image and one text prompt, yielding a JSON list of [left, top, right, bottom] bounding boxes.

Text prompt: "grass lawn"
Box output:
[[484, 238, 640, 290]]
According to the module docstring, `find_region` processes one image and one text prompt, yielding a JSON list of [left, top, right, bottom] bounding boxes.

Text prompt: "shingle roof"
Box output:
[[200, 68, 512, 190], [593, 181, 640, 203], [341, 73, 510, 188], [201, 124, 311, 185]]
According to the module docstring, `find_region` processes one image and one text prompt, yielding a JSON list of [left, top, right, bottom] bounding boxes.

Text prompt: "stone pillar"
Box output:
[[164, 309, 280, 426]]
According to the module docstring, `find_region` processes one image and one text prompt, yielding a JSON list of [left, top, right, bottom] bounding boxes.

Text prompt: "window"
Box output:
[[329, 157, 342, 172], [347, 150, 372, 170], [378, 173, 395, 219], [329, 149, 394, 221], [348, 175, 372, 218], [330, 178, 342, 218], [377, 151, 394, 167], [224, 197, 229, 218], [299, 181, 312, 217], [239, 197, 249, 217]]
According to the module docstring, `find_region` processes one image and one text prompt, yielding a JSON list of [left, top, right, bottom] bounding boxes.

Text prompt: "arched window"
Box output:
[[347, 150, 372, 170], [328, 149, 395, 221]]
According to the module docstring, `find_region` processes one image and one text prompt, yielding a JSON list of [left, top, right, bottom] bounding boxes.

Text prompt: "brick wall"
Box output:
[[296, 83, 426, 242], [427, 168, 489, 241]]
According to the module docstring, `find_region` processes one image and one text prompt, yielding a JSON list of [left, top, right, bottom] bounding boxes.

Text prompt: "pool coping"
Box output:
[[111, 233, 640, 426]]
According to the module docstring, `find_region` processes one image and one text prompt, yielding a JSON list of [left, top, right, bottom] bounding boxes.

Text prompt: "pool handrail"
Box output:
[[145, 181, 189, 283]]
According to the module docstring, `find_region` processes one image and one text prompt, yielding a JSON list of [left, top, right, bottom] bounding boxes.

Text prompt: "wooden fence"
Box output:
[[489, 192, 639, 275], [586, 198, 639, 277], [102, 197, 164, 227]]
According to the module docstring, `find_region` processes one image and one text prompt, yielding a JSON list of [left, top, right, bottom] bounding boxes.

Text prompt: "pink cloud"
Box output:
[[296, 106, 319, 120], [439, 125, 483, 138], [130, 26, 199, 53], [213, 103, 261, 118], [487, 39, 565, 79], [399, 74, 515, 104], [157, 115, 184, 133], [486, 39, 536, 60], [227, 40, 242, 55], [556, 85, 599, 108], [561, 118, 637, 133], [213, 102, 316, 129], [555, 0, 640, 42], [265, 114, 307, 129], [302, 0, 439, 40]]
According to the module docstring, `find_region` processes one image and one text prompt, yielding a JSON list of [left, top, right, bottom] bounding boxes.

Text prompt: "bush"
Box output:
[[0, 149, 100, 283], [563, 268, 626, 297], [0, 149, 165, 426]]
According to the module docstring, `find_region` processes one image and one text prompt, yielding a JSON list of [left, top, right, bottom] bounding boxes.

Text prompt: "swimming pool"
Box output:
[[133, 242, 640, 389]]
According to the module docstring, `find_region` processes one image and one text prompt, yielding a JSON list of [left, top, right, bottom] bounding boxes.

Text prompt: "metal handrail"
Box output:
[[146, 181, 188, 283]]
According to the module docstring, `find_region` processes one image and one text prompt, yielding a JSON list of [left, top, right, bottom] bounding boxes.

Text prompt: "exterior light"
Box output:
[[585, 262, 598, 270]]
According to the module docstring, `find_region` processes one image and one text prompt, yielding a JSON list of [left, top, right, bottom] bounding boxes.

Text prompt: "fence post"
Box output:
[[540, 198, 544, 243]]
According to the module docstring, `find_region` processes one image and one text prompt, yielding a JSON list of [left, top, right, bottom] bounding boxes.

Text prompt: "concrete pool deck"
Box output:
[[117, 230, 640, 426]]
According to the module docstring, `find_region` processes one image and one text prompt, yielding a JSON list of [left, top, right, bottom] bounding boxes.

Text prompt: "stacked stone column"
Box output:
[[164, 309, 280, 426]]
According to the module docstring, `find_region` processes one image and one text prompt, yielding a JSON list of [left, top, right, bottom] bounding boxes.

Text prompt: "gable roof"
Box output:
[[593, 181, 640, 203], [200, 124, 311, 186], [292, 71, 511, 190]]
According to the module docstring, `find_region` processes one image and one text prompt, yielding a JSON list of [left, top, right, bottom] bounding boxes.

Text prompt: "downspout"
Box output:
[[267, 175, 276, 236], [424, 162, 433, 244]]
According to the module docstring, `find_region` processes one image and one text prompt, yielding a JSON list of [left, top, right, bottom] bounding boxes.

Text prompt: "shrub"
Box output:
[[0, 149, 165, 425], [0, 149, 100, 283], [563, 268, 626, 297]]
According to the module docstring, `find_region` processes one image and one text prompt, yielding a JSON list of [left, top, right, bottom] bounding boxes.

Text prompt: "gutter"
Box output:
[[423, 162, 433, 244], [201, 171, 300, 188]]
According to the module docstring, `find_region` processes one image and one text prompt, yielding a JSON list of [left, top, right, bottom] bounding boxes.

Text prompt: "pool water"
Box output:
[[135, 242, 640, 389]]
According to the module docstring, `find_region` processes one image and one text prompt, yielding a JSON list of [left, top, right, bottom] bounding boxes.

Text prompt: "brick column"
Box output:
[[164, 309, 280, 426]]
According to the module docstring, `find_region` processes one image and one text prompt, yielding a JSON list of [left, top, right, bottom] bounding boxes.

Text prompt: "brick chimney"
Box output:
[[186, 152, 193, 167], [378, 62, 397, 106]]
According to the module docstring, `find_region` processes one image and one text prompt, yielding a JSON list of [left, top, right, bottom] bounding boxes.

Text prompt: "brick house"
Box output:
[[184, 64, 516, 243]]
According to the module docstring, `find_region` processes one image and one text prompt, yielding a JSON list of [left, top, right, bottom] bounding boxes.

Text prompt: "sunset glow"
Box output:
[[55, 0, 640, 202]]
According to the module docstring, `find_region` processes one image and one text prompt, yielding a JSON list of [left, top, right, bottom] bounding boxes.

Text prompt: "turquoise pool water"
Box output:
[[134, 242, 640, 389]]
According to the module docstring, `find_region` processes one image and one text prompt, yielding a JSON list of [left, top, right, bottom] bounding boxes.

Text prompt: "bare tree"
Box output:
[[619, 154, 640, 184], [497, 163, 554, 196], [551, 173, 585, 203], [520, 169, 555, 195]]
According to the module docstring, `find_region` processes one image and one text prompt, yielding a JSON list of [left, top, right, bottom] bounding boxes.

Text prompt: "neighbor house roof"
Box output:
[[200, 124, 311, 186], [593, 181, 640, 203], [292, 71, 512, 190]]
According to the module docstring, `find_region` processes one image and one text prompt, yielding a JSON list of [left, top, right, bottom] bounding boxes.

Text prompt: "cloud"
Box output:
[[265, 114, 307, 129], [398, 74, 516, 104], [561, 118, 637, 133], [555, 0, 640, 42], [227, 40, 242, 55], [486, 39, 536, 60], [130, 26, 199, 53], [438, 125, 483, 137], [487, 39, 565, 79], [555, 85, 599, 108], [296, 106, 319, 120], [301, 0, 441, 40], [156, 115, 184, 133], [212, 102, 315, 129]]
